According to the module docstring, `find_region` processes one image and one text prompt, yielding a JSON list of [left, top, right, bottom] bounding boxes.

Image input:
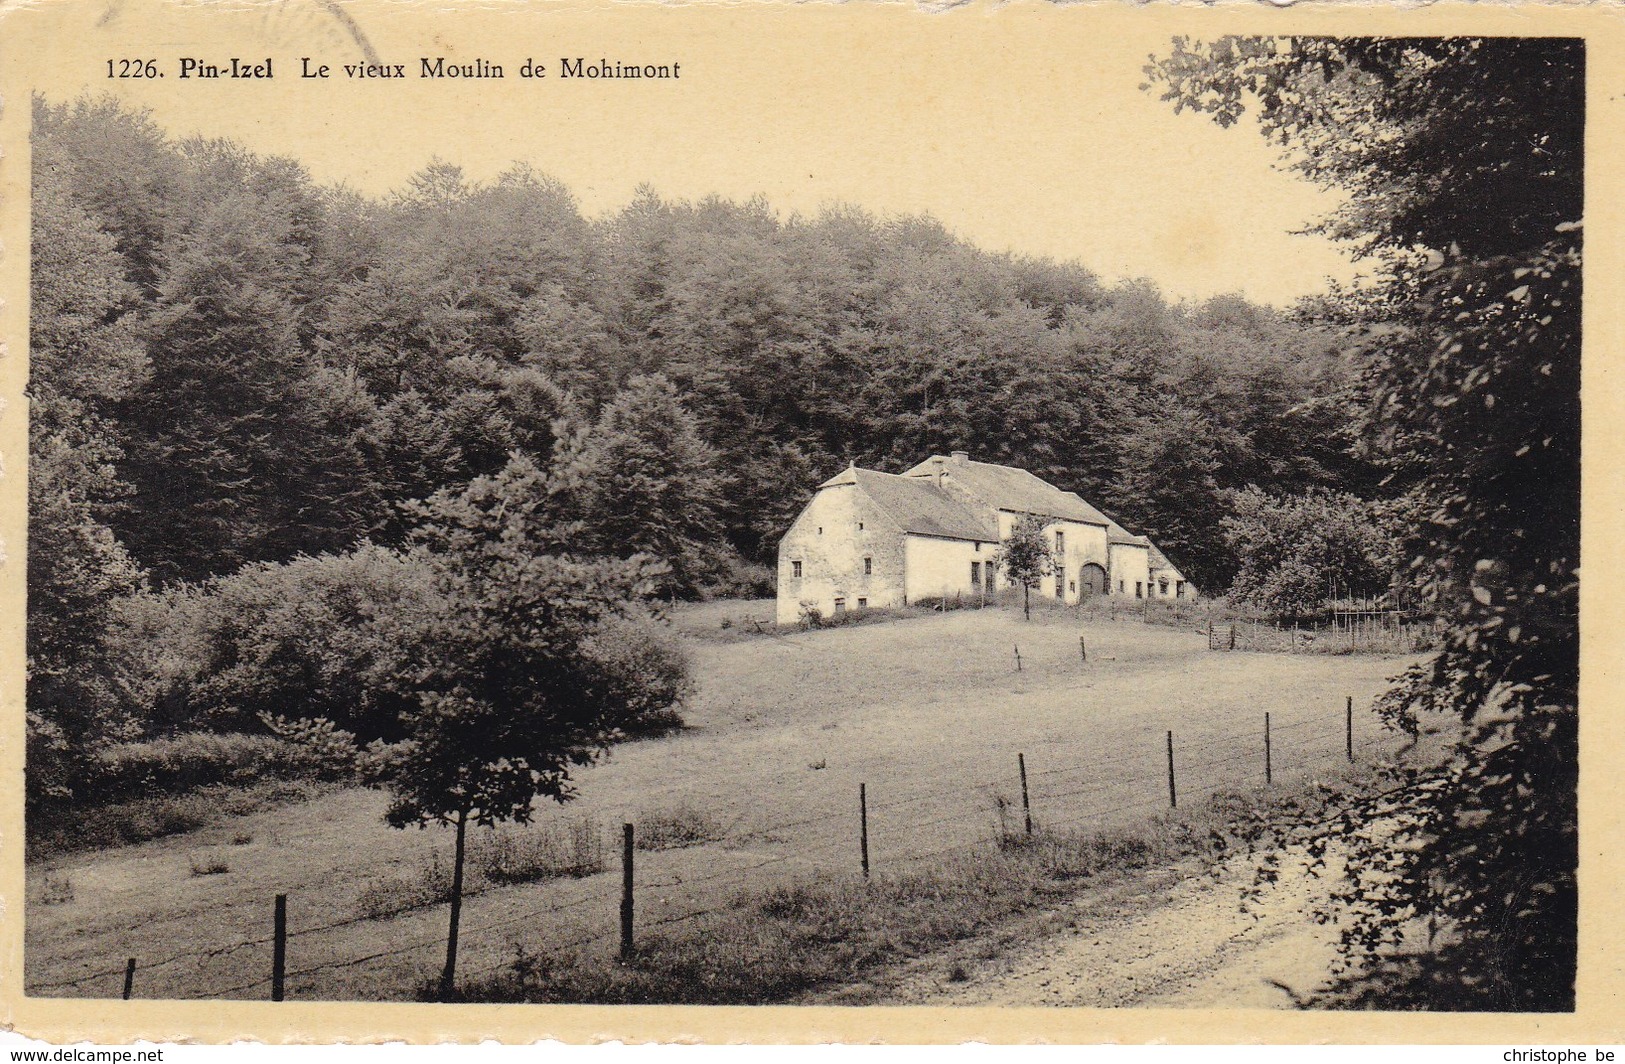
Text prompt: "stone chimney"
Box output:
[[930, 455, 946, 487], [951, 450, 970, 465]]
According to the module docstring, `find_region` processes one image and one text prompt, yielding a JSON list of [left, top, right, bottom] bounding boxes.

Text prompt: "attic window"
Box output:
[[792, 560, 803, 579]]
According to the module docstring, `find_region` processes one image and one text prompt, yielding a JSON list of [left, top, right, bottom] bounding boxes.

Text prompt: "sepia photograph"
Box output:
[[0, 0, 1607, 1045]]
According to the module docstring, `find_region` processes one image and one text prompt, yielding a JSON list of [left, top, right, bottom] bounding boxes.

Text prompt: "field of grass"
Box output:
[[26, 601, 1414, 1001]]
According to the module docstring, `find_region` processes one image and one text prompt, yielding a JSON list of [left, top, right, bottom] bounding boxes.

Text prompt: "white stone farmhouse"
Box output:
[[776, 451, 1192, 624]]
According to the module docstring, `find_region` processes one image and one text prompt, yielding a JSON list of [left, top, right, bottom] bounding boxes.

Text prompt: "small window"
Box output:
[[833, 597, 846, 617], [1069, 580, 1076, 593], [864, 557, 873, 576], [1176, 580, 1186, 598], [858, 521, 864, 531], [1135, 581, 1143, 599], [1159, 579, 1169, 595], [792, 560, 803, 579], [817, 526, 823, 535], [1054, 530, 1065, 555], [857, 597, 867, 609], [971, 560, 981, 584], [1118, 580, 1125, 593]]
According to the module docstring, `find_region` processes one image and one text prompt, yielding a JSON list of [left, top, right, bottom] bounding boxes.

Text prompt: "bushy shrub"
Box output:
[[85, 731, 295, 803], [1221, 487, 1398, 620], [109, 546, 435, 740], [258, 714, 360, 780], [586, 615, 693, 736], [699, 552, 775, 600]]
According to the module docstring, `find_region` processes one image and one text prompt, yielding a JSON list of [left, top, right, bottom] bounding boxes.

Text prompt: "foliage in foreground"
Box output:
[[1147, 35, 1580, 1010]]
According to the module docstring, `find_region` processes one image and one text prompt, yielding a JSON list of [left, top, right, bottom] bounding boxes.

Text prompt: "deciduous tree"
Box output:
[[1146, 35, 1582, 1008], [993, 515, 1053, 621], [365, 455, 687, 998]]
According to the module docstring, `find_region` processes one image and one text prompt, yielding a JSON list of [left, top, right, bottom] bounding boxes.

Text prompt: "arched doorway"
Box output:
[[1079, 563, 1108, 599]]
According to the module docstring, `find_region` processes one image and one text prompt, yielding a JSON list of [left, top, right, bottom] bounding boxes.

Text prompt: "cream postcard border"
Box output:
[[0, 0, 1619, 1044]]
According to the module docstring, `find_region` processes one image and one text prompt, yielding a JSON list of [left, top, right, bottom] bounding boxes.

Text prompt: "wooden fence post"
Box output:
[[1079, 635, 1087, 664], [1207, 621, 1214, 650], [1013, 645, 1022, 672], [859, 783, 870, 878], [1166, 731, 1177, 809], [1229, 624, 1237, 651], [1264, 712, 1272, 785], [620, 824, 635, 961], [1346, 697, 1355, 763], [122, 958, 136, 1001], [1018, 753, 1033, 836], [271, 894, 287, 1002]]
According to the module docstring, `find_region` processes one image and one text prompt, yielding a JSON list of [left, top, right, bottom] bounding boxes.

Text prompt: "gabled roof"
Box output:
[[822, 466, 999, 543], [1093, 505, 1150, 548], [1148, 544, 1184, 576], [901, 456, 1111, 526], [814, 457, 1185, 569]]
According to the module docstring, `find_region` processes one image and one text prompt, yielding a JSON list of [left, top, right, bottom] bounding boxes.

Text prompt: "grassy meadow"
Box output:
[[27, 601, 1413, 1001]]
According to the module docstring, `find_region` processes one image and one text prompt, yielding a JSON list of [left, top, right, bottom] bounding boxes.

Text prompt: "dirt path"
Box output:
[[845, 847, 1346, 1009]]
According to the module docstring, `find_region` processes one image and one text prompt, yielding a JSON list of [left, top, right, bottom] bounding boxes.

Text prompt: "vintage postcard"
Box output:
[[0, 0, 1620, 1046]]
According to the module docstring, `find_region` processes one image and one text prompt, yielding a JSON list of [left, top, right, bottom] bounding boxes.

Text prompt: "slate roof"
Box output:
[[901, 456, 1113, 526], [816, 457, 1182, 565], [822, 466, 999, 542], [1147, 543, 1184, 576]]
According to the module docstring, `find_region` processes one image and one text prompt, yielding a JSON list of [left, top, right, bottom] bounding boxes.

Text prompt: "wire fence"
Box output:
[[27, 693, 1406, 1003], [1206, 617, 1434, 655]]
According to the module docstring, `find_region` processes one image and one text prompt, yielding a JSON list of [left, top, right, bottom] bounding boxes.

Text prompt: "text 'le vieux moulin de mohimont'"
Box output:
[[140, 56, 683, 81]]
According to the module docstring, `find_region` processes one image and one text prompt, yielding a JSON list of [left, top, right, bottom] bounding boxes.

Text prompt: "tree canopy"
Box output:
[[32, 92, 1371, 600], [1147, 36, 1582, 1009]]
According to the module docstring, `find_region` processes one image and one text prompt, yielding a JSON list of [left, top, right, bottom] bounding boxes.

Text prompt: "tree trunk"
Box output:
[[440, 809, 468, 1001], [1023, 583, 1031, 621]]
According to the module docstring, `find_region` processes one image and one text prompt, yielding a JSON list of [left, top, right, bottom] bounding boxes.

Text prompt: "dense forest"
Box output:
[[29, 92, 1392, 788], [30, 93, 1381, 581]]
